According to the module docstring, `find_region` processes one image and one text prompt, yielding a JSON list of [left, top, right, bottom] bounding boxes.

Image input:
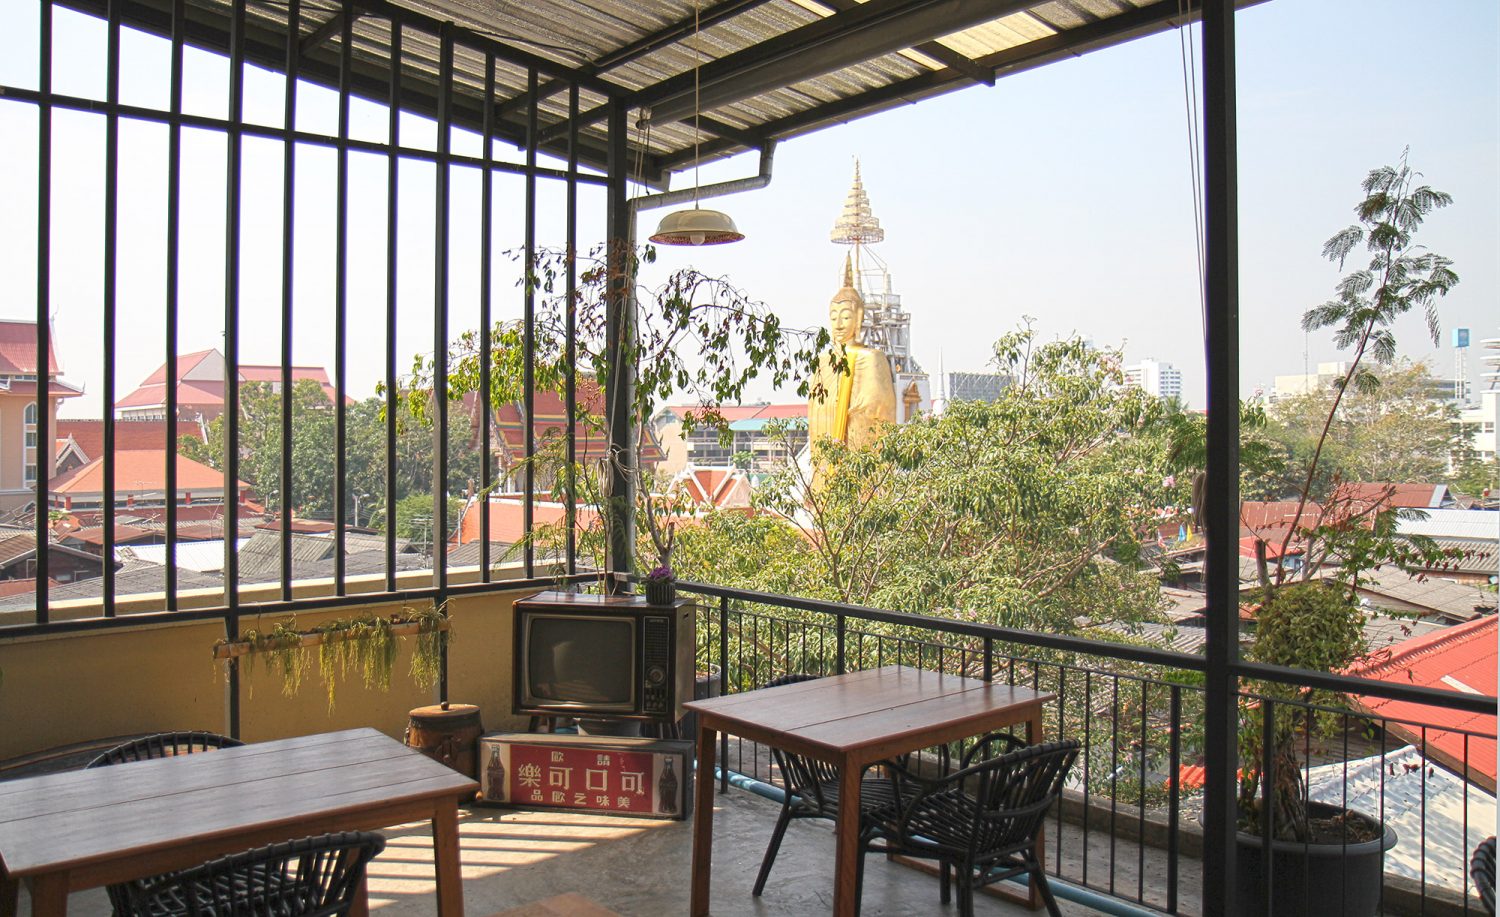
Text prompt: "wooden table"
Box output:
[[0, 727, 478, 917], [685, 665, 1055, 917]]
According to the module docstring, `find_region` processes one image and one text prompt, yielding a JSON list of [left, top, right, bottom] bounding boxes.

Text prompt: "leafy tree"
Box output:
[[371, 492, 466, 546], [1265, 361, 1457, 496], [677, 326, 1172, 637], [1277, 153, 1458, 567], [1449, 455, 1498, 497]]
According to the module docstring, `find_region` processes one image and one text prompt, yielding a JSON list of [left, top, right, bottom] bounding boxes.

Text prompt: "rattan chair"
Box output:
[[87, 732, 246, 914], [87, 731, 244, 768], [858, 733, 1080, 917], [752, 674, 941, 897], [1475, 836, 1496, 915], [119, 832, 386, 917]]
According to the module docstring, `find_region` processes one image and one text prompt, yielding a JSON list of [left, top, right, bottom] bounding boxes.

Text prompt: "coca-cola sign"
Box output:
[[477, 733, 692, 820]]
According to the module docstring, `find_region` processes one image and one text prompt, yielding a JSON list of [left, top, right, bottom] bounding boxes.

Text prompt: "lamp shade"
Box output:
[[649, 207, 744, 246]]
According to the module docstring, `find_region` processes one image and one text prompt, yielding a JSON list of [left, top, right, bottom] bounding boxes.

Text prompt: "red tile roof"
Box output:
[[1340, 482, 1447, 510], [55, 420, 205, 463], [1346, 616, 1497, 791], [0, 320, 61, 375], [452, 498, 598, 547], [119, 350, 344, 410], [49, 450, 250, 496], [485, 382, 664, 465]]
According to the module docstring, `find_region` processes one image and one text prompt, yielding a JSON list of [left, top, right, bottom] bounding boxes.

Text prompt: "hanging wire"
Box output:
[[1177, 0, 1207, 331]]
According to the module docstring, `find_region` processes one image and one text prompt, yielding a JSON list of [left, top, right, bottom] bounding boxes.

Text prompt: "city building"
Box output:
[[1123, 358, 1184, 401], [1269, 360, 1350, 403], [0, 320, 82, 512], [115, 349, 343, 422], [654, 404, 806, 474]]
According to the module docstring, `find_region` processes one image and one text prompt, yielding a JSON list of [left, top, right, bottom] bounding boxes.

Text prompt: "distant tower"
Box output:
[[1452, 327, 1470, 403], [829, 160, 930, 420]]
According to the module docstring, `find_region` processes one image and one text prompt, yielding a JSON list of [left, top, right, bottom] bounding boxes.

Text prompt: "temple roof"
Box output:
[[830, 161, 884, 245]]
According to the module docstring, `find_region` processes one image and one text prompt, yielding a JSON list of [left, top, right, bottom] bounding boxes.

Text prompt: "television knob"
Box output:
[[646, 666, 666, 685]]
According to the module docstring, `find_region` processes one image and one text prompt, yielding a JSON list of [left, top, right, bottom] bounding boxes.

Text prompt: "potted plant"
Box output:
[[1234, 581, 1395, 916], [643, 564, 677, 605]]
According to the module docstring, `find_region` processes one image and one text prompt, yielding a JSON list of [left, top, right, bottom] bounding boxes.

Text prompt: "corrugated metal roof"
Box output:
[[80, 0, 1223, 178], [1398, 508, 1499, 541], [1353, 566, 1497, 622], [1308, 746, 1495, 895]]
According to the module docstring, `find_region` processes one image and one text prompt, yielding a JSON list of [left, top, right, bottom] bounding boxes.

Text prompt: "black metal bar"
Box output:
[[564, 82, 578, 576], [384, 20, 400, 593], [223, 0, 247, 740], [523, 67, 537, 579], [1260, 699, 1274, 914], [719, 594, 730, 794], [433, 22, 453, 705], [280, 0, 299, 601], [479, 51, 494, 582], [603, 100, 634, 585], [0, 85, 610, 186], [1200, 0, 1240, 909], [333, 0, 352, 594], [681, 580, 1207, 671], [983, 635, 993, 681], [298, 7, 346, 55], [102, 0, 120, 616], [164, 0, 184, 612], [34, 0, 53, 626], [1233, 659, 1496, 715], [1168, 684, 1181, 913], [835, 613, 846, 675]]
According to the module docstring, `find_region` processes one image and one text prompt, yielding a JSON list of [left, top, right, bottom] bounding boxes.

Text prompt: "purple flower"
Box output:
[[646, 564, 675, 582]]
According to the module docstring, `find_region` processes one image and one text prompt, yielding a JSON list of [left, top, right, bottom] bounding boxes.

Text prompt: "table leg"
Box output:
[[689, 722, 717, 917], [27, 873, 68, 917], [432, 796, 464, 917], [833, 760, 863, 917], [0, 875, 17, 917]]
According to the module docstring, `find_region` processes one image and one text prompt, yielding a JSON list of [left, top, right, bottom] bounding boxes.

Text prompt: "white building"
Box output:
[[1123, 359, 1183, 401], [1270, 360, 1350, 403]]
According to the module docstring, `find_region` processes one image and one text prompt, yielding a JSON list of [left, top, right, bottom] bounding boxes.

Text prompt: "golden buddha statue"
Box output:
[[808, 255, 896, 452]]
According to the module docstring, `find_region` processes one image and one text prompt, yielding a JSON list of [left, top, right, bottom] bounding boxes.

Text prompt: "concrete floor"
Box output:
[[32, 787, 1101, 917]]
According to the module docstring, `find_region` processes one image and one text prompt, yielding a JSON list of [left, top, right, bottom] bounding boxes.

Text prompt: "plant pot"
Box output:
[[644, 579, 677, 606], [1233, 801, 1397, 917]]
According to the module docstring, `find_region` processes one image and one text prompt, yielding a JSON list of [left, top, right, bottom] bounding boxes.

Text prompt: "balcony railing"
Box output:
[[680, 581, 1497, 916]]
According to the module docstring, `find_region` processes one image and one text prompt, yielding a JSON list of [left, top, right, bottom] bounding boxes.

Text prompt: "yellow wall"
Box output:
[[0, 569, 547, 761]]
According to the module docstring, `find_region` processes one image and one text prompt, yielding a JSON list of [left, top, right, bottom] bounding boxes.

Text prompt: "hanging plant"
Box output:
[[215, 604, 450, 711]]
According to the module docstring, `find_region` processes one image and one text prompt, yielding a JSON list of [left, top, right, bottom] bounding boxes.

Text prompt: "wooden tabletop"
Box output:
[[0, 727, 477, 881], [684, 665, 1055, 764]]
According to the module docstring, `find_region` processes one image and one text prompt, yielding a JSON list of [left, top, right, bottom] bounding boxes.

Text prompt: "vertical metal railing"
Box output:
[[164, 0, 185, 612], [279, 0, 300, 601], [433, 22, 453, 702], [564, 83, 579, 576], [478, 52, 495, 582], [101, 0, 120, 617], [522, 67, 538, 579], [34, 0, 52, 626], [222, 0, 247, 738], [333, 0, 353, 594], [383, 20, 401, 594]]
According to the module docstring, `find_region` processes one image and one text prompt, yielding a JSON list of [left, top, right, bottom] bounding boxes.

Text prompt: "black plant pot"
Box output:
[[1233, 802, 1397, 917], [644, 579, 676, 605]]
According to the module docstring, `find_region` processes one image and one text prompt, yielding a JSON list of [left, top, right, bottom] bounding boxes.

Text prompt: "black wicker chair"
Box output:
[[87, 731, 244, 768], [87, 732, 247, 914], [858, 733, 1080, 917], [1475, 836, 1496, 915], [752, 674, 941, 897], [120, 832, 386, 917]]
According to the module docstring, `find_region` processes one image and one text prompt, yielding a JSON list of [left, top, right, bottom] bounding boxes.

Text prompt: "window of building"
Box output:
[[24, 402, 37, 449]]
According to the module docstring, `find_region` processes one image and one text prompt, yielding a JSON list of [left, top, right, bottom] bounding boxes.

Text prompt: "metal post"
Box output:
[[1201, 0, 1240, 910], [523, 67, 538, 579], [564, 83, 579, 575], [102, 0, 120, 617], [384, 22, 401, 593], [223, 0, 247, 740], [164, 0, 184, 612], [434, 23, 453, 704], [333, 0, 352, 594], [479, 52, 494, 581], [280, 0, 299, 601], [603, 101, 635, 586], [34, 0, 52, 626]]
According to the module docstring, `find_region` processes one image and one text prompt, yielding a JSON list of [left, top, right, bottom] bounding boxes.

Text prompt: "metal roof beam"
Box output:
[[496, 0, 775, 120], [300, 9, 357, 55], [654, 0, 1213, 172], [635, 0, 1032, 126], [808, 0, 993, 86]]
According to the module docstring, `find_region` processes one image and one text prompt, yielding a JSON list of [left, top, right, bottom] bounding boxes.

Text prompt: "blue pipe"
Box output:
[[706, 764, 1154, 917]]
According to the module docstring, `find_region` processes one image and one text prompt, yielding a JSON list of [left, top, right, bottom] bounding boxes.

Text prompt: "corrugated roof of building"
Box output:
[[1398, 508, 1499, 541], [1308, 746, 1495, 895], [85, 0, 1230, 185], [1346, 616, 1498, 792], [1352, 566, 1497, 623]]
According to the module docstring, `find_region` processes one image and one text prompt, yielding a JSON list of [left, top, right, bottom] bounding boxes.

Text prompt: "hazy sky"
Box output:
[[1, 0, 1495, 419]]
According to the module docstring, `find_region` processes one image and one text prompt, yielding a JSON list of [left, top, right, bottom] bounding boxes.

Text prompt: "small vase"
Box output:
[[645, 579, 676, 605]]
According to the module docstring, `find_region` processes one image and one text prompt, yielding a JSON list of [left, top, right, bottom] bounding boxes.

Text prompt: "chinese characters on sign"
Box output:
[[480, 737, 689, 817]]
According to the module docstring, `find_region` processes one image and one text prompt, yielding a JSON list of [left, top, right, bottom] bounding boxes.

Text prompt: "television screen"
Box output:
[[526, 615, 636, 708]]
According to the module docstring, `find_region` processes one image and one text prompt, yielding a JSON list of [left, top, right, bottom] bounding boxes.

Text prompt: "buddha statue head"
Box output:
[[829, 254, 865, 347]]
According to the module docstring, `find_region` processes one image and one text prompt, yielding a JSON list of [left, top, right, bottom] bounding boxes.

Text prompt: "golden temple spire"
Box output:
[[842, 251, 854, 288], [830, 159, 885, 245]]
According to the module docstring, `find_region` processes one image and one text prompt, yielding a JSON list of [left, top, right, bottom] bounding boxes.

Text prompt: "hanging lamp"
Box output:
[[650, 0, 744, 246]]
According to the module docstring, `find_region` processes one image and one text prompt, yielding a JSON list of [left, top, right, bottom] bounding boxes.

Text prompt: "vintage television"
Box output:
[[513, 590, 696, 723]]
